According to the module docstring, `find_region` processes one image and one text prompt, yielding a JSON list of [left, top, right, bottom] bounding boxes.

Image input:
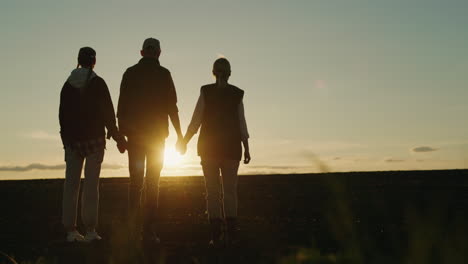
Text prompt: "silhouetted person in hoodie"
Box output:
[[117, 38, 183, 243], [59, 47, 124, 242]]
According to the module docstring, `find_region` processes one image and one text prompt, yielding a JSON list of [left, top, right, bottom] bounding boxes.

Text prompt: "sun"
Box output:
[[164, 146, 183, 166]]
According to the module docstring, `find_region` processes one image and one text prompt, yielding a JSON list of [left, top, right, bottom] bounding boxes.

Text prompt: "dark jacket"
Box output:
[[59, 69, 118, 147], [198, 84, 244, 160], [117, 58, 178, 139]]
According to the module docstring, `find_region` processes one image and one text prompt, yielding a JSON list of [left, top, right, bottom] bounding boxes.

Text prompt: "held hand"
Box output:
[[176, 138, 187, 155], [112, 133, 127, 154], [116, 137, 127, 154], [244, 150, 251, 164]]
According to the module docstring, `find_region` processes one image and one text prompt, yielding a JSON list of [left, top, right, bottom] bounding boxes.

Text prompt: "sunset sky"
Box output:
[[1, 0, 468, 179]]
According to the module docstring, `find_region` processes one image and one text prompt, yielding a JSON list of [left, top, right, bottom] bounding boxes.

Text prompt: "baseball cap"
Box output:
[[142, 38, 160, 50]]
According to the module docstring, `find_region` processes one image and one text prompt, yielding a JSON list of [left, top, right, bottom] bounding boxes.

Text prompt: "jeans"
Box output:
[[62, 147, 104, 230], [201, 159, 240, 219], [127, 136, 165, 230]]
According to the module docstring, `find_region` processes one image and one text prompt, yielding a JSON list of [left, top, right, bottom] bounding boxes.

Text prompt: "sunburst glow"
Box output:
[[164, 146, 183, 166]]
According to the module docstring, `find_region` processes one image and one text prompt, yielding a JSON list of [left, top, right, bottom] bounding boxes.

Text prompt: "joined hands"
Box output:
[[176, 137, 187, 155], [113, 132, 127, 154]]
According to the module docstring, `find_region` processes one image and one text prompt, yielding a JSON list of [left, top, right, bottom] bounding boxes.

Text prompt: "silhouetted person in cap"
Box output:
[[59, 47, 125, 242], [181, 57, 251, 247], [117, 38, 183, 243]]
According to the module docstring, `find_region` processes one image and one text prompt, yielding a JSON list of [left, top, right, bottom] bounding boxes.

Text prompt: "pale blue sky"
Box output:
[[1, 0, 468, 179]]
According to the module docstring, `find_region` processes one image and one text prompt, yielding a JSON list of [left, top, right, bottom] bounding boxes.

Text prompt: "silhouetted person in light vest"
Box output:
[[181, 58, 251, 247], [117, 38, 183, 243], [59, 47, 125, 242]]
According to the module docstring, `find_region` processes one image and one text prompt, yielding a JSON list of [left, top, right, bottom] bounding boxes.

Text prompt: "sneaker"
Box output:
[[84, 230, 102, 242], [66, 230, 86, 242], [208, 238, 223, 248]]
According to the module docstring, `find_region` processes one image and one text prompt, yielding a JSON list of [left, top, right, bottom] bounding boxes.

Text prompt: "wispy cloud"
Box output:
[[240, 165, 317, 175], [102, 164, 126, 170], [0, 163, 125, 172], [0, 163, 65, 172], [248, 165, 312, 171], [384, 158, 405, 163], [22, 130, 60, 141], [411, 146, 438, 153]]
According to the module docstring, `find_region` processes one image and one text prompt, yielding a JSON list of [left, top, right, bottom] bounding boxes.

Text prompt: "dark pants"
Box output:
[[127, 136, 165, 232]]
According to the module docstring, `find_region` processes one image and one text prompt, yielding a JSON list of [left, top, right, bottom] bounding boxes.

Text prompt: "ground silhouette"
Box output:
[[1, 170, 468, 263]]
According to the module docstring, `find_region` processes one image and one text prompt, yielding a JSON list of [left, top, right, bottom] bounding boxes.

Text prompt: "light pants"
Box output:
[[62, 148, 104, 230], [201, 159, 240, 219], [127, 137, 164, 231]]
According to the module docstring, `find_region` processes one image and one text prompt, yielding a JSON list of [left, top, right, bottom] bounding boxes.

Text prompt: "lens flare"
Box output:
[[164, 146, 183, 166]]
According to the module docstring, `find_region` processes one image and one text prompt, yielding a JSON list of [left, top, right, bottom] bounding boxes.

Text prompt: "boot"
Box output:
[[225, 217, 239, 247], [209, 218, 224, 248]]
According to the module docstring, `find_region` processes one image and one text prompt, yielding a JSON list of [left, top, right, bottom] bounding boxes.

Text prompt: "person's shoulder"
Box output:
[[93, 75, 105, 82], [228, 84, 244, 95], [92, 75, 107, 86], [61, 81, 73, 93], [201, 83, 216, 89], [157, 65, 171, 74], [228, 84, 243, 92], [124, 63, 140, 74], [200, 83, 216, 92], [154, 65, 173, 80]]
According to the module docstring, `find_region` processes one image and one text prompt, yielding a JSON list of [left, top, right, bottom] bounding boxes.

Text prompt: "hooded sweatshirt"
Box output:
[[67, 68, 97, 90], [59, 68, 118, 147]]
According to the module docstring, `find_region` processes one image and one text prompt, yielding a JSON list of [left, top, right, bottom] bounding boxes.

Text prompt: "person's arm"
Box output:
[[59, 85, 65, 132], [169, 112, 183, 138], [167, 72, 182, 137], [170, 112, 186, 155], [117, 71, 129, 136], [100, 78, 126, 153], [59, 83, 71, 147], [183, 90, 205, 145], [166, 72, 184, 142], [238, 99, 251, 164], [99, 79, 119, 140], [242, 139, 251, 164]]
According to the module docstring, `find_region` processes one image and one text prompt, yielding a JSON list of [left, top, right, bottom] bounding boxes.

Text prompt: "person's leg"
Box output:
[[220, 159, 240, 245], [62, 148, 84, 238], [142, 140, 164, 237], [220, 160, 240, 218], [81, 149, 104, 235], [127, 137, 146, 229], [202, 159, 223, 219], [202, 159, 224, 245]]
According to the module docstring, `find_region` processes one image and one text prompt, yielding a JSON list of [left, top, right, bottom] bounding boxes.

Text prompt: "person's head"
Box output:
[[140, 38, 161, 58], [212, 58, 231, 81], [77, 47, 96, 69]]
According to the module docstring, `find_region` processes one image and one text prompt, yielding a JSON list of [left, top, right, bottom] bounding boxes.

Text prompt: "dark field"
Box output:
[[1, 170, 468, 263]]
